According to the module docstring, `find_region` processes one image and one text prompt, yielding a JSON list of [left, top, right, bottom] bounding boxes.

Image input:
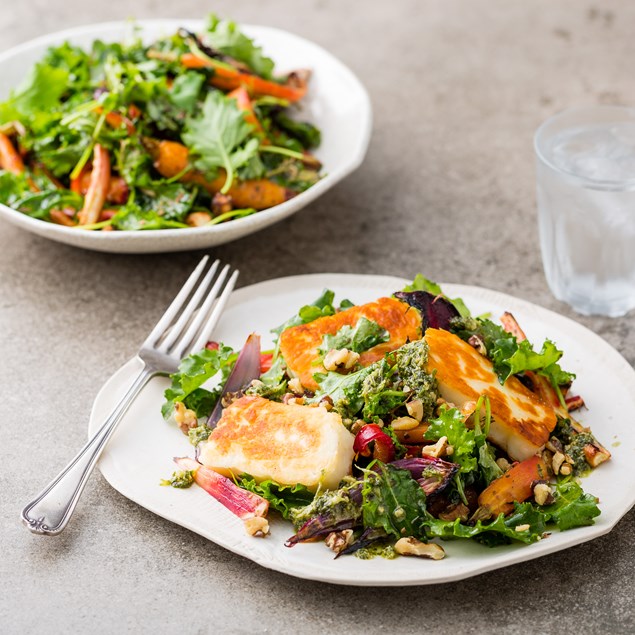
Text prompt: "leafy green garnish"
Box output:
[[246, 355, 288, 401], [403, 274, 471, 318], [361, 464, 429, 540], [162, 344, 236, 419], [451, 316, 575, 389], [318, 316, 389, 356], [543, 479, 600, 530], [0, 62, 69, 124], [236, 476, 314, 519], [168, 72, 205, 112], [160, 470, 195, 488], [183, 91, 259, 193], [424, 502, 548, 545], [473, 396, 503, 485], [273, 113, 321, 148], [205, 14, 275, 79], [425, 407, 477, 474], [312, 339, 437, 422]]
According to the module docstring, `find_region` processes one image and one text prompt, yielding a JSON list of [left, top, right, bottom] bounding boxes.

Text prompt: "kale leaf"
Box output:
[[543, 479, 600, 531], [237, 476, 314, 519], [451, 316, 575, 388], [162, 343, 236, 418], [425, 407, 478, 474], [318, 316, 389, 356]]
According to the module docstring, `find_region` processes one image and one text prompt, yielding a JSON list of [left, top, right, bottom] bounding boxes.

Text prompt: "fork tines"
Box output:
[[144, 257, 239, 359]]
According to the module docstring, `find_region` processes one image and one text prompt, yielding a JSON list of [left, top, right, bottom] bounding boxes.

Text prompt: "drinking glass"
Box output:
[[535, 105, 635, 317]]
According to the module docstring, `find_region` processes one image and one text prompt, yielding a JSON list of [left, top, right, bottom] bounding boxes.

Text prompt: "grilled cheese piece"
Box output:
[[199, 395, 355, 490], [279, 296, 421, 391], [424, 328, 557, 461]]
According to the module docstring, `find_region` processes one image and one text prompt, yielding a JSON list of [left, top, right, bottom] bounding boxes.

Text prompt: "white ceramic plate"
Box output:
[[89, 274, 635, 585], [0, 21, 371, 253]]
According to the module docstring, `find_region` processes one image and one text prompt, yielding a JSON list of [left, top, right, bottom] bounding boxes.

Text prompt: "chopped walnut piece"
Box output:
[[244, 516, 269, 537], [421, 436, 449, 458], [325, 529, 354, 555], [394, 537, 445, 560], [174, 402, 198, 434]]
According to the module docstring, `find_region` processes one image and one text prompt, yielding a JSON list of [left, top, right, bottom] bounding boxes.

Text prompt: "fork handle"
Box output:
[[21, 363, 155, 535]]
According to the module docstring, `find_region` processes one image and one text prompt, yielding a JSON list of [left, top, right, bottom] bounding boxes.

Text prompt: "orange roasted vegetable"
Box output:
[[0, 132, 25, 174], [77, 144, 111, 225], [75, 171, 129, 204], [478, 454, 548, 516], [179, 53, 307, 102], [144, 138, 293, 210], [227, 86, 265, 136]]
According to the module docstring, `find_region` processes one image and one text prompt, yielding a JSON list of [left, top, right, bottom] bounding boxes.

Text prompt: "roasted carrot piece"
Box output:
[[227, 86, 265, 135], [76, 172, 129, 204], [49, 209, 76, 227], [0, 132, 25, 174], [144, 138, 292, 209], [478, 455, 548, 516], [77, 144, 111, 225], [179, 52, 307, 102]]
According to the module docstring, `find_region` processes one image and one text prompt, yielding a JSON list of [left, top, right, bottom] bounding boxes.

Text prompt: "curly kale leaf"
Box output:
[[162, 344, 236, 419], [451, 316, 575, 388], [424, 502, 548, 545], [237, 476, 314, 520], [425, 407, 478, 474], [318, 316, 389, 356], [543, 479, 600, 531]]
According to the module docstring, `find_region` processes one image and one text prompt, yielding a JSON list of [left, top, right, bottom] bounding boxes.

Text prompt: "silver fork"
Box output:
[[21, 256, 238, 536]]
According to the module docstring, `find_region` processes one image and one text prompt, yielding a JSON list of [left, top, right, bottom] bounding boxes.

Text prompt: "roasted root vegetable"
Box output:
[[478, 454, 548, 516], [0, 132, 25, 175], [144, 138, 293, 209], [174, 457, 269, 520], [77, 144, 111, 225]]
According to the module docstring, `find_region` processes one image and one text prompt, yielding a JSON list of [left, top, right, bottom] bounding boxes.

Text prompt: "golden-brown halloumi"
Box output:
[[279, 297, 421, 391], [424, 328, 557, 461], [199, 395, 355, 490]]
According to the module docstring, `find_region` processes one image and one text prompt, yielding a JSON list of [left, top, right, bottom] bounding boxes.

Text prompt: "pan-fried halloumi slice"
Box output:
[[279, 297, 421, 391], [199, 395, 355, 490], [424, 328, 557, 461]]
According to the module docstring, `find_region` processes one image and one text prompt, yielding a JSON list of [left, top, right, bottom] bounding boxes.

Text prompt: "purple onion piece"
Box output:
[[337, 527, 387, 558], [285, 518, 357, 547], [394, 290, 460, 332], [207, 333, 261, 428], [391, 456, 459, 496]]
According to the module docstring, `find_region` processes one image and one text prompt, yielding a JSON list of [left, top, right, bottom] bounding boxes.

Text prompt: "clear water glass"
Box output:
[[535, 105, 635, 317]]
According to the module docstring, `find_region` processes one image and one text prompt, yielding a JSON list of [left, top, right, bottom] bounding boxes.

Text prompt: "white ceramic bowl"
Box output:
[[0, 20, 372, 253]]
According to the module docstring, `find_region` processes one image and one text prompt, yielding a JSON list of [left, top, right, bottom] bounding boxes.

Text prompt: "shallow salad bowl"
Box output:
[[0, 20, 371, 253]]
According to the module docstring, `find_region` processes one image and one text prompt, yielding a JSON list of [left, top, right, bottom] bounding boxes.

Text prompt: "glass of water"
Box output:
[[535, 105, 635, 317]]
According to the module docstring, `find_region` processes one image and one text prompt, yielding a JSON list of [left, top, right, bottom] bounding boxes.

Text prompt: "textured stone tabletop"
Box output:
[[1, 1, 633, 633]]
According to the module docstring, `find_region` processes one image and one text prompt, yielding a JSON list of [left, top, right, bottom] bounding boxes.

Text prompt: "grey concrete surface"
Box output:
[[1, 1, 634, 633]]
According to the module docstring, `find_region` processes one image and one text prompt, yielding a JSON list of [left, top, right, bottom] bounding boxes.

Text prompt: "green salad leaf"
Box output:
[[205, 14, 275, 79], [162, 344, 236, 418], [183, 91, 259, 193], [236, 476, 314, 519], [451, 316, 575, 389], [543, 479, 600, 531], [361, 464, 429, 540], [425, 407, 477, 474], [318, 317, 389, 356]]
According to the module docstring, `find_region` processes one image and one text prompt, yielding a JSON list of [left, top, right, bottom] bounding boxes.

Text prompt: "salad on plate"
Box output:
[[0, 14, 321, 231], [160, 276, 610, 561]]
